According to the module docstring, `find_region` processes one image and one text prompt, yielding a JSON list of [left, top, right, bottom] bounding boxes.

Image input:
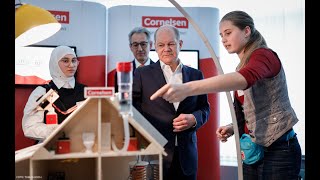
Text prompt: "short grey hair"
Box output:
[[128, 27, 151, 44], [154, 24, 180, 42]]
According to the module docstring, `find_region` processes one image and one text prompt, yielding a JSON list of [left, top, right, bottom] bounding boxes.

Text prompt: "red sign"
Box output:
[[84, 87, 114, 98], [142, 16, 188, 28], [49, 10, 70, 24]]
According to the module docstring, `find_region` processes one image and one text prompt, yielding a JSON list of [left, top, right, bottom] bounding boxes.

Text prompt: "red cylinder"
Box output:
[[117, 62, 132, 72]]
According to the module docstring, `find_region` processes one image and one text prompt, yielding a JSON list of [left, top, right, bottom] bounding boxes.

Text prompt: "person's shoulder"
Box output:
[[76, 82, 87, 88], [135, 63, 158, 76], [150, 59, 156, 64], [252, 48, 278, 60], [183, 65, 200, 72], [41, 82, 52, 90], [28, 86, 46, 98], [183, 65, 204, 78], [144, 61, 158, 69], [253, 47, 274, 55], [33, 86, 46, 91]]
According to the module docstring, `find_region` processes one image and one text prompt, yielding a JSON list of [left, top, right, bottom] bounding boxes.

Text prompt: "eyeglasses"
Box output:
[[130, 41, 149, 49], [59, 58, 79, 67]]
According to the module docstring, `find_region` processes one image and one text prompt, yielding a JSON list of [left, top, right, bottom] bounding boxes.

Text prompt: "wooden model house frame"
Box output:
[[15, 96, 168, 180]]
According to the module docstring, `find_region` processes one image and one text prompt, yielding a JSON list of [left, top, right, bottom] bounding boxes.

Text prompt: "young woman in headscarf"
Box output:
[[22, 45, 86, 142]]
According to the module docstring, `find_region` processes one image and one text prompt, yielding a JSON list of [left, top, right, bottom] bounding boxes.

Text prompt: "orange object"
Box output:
[[56, 139, 70, 154], [127, 137, 138, 151]]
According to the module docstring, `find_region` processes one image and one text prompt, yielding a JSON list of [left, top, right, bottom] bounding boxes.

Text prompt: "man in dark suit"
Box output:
[[114, 27, 155, 92], [133, 25, 210, 180]]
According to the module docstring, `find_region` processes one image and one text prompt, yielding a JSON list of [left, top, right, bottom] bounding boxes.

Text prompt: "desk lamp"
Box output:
[[15, 3, 61, 47]]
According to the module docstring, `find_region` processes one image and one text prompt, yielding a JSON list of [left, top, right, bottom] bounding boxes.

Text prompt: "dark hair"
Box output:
[[221, 10, 268, 69], [154, 24, 180, 42], [128, 27, 151, 44]]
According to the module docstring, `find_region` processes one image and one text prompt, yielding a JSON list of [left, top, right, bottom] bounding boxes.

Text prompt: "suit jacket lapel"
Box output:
[[152, 61, 176, 112], [177, 66, 191, 112], [132, 60, 137, 76], [152, 61, 167, 88], [133, 59, 154, 75], [132, 60, 137, 70], [182, 66, 190, 83]]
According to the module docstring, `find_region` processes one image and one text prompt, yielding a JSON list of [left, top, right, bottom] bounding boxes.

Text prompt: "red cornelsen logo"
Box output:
[[142, 16, 188, 28], [49, 10, 69, 24], [84, 87, 114, 98]]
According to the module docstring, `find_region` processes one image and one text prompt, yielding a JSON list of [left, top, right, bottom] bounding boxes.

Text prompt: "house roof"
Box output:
[[15, 97, 168, 163]]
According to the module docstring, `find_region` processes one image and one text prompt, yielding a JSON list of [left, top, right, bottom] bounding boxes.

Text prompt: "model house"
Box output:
[[15, 95, 167, 180]]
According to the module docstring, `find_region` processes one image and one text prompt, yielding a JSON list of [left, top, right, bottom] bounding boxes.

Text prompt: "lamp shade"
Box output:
[[15, 4, 61, 47]]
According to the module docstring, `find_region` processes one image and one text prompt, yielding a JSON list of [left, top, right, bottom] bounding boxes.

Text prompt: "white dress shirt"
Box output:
[[160, 60, 183, 146], [134, 58, 152, 67]]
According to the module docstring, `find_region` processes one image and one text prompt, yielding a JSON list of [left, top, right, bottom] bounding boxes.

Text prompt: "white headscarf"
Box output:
[[49, 46, 77, 89]]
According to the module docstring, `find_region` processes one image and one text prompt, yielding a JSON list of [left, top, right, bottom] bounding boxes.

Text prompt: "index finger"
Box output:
[[150, 84, 170, 100]]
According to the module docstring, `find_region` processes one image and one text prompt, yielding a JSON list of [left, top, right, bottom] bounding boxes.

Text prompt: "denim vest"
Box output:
[[243, 66, 298, 147]]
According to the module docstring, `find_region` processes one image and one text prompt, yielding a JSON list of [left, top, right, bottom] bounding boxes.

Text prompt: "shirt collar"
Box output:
[[52, 77, 75, 89], [135, 58, 152, 67], [160, 59, 183, 73]]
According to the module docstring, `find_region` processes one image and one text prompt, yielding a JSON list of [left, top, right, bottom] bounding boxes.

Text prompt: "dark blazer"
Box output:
[[132, 61, 210, 177], [114, 59, 155, 92]]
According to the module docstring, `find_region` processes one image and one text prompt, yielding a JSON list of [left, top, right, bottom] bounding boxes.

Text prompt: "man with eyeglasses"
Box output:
[[132, 25, 210, 180], [22, 46, 87, 143], [114, 27, 155, 92]]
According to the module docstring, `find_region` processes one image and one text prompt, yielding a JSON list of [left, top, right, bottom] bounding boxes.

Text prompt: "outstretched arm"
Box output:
[[150, 72, 247, 102]]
